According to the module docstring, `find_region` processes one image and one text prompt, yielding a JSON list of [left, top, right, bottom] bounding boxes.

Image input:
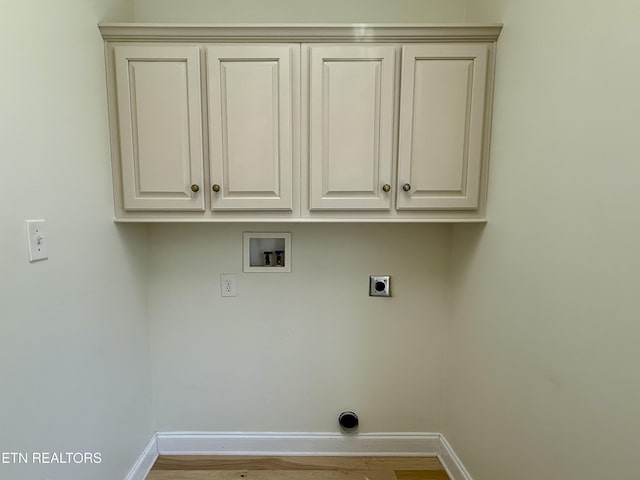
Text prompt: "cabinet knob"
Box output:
[[382, 184, 391, 193], [191, 184, 200, 193], [212, 184, 221, 193], [402, 183, 411, 192]]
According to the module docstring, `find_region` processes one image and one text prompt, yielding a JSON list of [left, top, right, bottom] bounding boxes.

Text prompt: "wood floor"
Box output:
[[146, 456, 450, 480]]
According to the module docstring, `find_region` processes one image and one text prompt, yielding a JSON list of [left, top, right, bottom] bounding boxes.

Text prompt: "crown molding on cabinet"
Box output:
[[98, 23, 502, 43]]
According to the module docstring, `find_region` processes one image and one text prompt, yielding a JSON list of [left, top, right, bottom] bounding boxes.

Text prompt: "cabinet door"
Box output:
[[114, 45, 204, 211], [207, 45, 295, 210], [397, 44, 489, 210], [308, 45, 395, 210]]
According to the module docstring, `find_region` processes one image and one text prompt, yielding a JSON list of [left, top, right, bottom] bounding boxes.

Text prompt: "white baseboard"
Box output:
[[437, 435, 473, 480], [155, 432, 440, 456], [124, 434, 158, 480], [130, 432, 472, 480]]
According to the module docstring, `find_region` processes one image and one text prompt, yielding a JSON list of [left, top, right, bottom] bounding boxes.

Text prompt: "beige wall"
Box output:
[[445, 0, 640, 479], [138, 0, 460, 435], [148, 223, 451, 432], [0, 2, 153, 479], [134, 0, 466, 23]]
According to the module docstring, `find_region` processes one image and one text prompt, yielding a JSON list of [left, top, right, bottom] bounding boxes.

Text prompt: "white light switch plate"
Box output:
[[25, 220, 48, 262], [220, 274, 237, 297]]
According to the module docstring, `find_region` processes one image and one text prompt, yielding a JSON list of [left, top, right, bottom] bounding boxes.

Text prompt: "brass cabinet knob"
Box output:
[[212, 184, 221, 193], [382, 184, 391, 193], [191, 184, 200, 193], [402, 183, 411, 192]]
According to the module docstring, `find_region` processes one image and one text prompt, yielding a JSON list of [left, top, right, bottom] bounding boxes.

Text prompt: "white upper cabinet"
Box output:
[[397, 44, 489, 210], [307, 45, 396, 210], [113, 45, 205, 211], [101, 24, 500, 221], [207, 45, 297, 211]]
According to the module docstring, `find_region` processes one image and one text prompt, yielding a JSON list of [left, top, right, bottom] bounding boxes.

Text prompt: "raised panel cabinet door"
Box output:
[[114, 45, 204, 211], [308, 45, 395, 210], [397, 44, 489, 210], [207, 45, 296, 210]]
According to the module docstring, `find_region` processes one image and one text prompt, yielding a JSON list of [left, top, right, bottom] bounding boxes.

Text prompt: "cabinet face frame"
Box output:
[[206, 45, 298, 211], [304, 44, 396, 211], [396, 43, 490, 211], [112, 44, 205, 211]]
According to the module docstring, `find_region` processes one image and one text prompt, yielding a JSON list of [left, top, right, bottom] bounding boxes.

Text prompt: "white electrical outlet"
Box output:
[[220, 274, 237, 297], [25, 220, 48, 262]]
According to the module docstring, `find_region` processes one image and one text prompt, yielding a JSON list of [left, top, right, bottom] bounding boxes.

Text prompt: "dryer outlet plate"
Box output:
[[369, 275, 391, 297]]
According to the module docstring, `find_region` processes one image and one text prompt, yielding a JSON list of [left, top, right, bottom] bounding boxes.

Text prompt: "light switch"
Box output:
[[25, 220, 48, 262]]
